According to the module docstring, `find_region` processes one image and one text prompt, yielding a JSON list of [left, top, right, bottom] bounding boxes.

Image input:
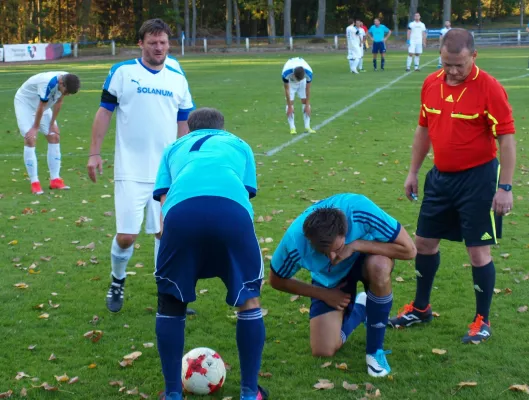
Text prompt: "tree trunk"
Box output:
[[284, 0, 291, 43], [409, 0, 418, 22], [521, 0, 525, 28], [316, 0, 326, 37], [134, 0, 143, 40], [191, 0, 196, 46], [184, 0, 190, 45], [443, 0, 451, 23], [37, 0, 42, 42], [267, 0, 276, 43], [226, 0, 232, 45], [172, 0, 182, 43], [477, 0, 483, 31], [393, 0, 399, 36], [233, 0, 241, 45], [79, 0, 91, 43]]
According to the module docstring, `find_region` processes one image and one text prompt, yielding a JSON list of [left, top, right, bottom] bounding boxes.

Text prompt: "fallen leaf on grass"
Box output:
[[14, 283, 29, 289], [109, 381, 124, 387], [38, 313, 49, 319], [432, 348, 447, 355], [509, 384, 529, 394], [518, 305, 528, 313], [83, 330, 103, 343], [335, 363, 348, 370], [15, 372, 30, 380], [299, 307, 310, 314], [48, 300, 60, 309], [55, 374, 69, 383], [395, 276, 405, 282], [458, 382, 477, 388], [34, 382, 58, 391], [505, 288, 513, 295], [34, 304, 44, 310], [261, 308, 269, 316], [0, 390, 13, 398], [126, 387, 139, 395], [343, 381, 359, 391], [494, 288, 502, 294], [258, 371, 272, 378], [432, 312, 440, 317], [76, 260, 86, 267], [48, 354, 56, 361], [222, 397, 233, 400], [68, 377, 79, 384], [140, 393, 149, 399], [28, 345, 36, 350], [313, 379, 334, 390], [500, 253, 510, 259], [20, 388, 27, 397], [199, 289, 208, 294], [40, 256, 52, 262], [320, 361, 332, 368], [290, 295, 300, 302], [119, 360, 133, 367], [123, 351, 142, 361], [88, 363, 97, 369]]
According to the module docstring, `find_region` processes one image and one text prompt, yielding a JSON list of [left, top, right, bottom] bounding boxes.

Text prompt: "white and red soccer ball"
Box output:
[[181, 347, 227, 395]]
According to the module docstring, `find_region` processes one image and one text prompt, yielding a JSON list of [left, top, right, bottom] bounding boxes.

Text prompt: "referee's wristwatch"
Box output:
[[498, 184, 512, 192]]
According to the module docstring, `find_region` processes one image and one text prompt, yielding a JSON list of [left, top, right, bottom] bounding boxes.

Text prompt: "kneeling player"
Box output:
[[153, 108, 268, 400], [269, 194, 416, 377]]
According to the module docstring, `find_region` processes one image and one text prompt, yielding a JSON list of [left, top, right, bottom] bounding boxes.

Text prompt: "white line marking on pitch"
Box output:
[[264, 59, 436, 157]]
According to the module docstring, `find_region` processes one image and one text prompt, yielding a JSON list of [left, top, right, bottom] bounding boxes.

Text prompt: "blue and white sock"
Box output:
[[110, 235, 133, 280], [237, 308, 265, 398], [366, 291, 393, 354], [341, 292, 366, 344]]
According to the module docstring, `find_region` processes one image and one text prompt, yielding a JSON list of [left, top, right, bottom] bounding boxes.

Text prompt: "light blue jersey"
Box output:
[[369, 25, 390, 42], [153, 129, 257, 219], [271, 194, 401, 288]]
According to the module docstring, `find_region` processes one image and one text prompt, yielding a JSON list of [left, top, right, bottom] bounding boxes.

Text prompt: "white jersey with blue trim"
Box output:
[[15, 71, 68, 111], [408, 21, 427, 43], [101, 56, 195, 183], [440, 27, 451, 37], [282, 57, 313, 83]]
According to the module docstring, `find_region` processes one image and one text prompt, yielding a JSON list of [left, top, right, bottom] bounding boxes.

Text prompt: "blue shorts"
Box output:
[[372, 41, 386, 54], [155, 196, 263, 307], [309, 254, 367, 319]]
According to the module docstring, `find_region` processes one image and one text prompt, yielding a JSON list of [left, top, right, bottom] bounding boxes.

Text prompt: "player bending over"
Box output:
[[282, 57, 316, 135], [153, 108, 268, 400], [15, 71, 80, 194], [269, 194, 416, 377]]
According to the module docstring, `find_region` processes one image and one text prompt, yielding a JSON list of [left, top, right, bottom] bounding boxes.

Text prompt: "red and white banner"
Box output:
[[3, 44, 47, 62]]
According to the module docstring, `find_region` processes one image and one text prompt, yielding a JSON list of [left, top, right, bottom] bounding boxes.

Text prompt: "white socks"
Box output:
[[24, 146, 39, 183], [406, 56, 413, 69], [349, 59, 359, 73], [414, 56, 420, 69], [154, 237, 161, 270], [47, 143, 61, 180], [111, 235, 134, 280], [359, 57, 364, 70], [286, 105, 295, 129], [302, 105, 310, 129]]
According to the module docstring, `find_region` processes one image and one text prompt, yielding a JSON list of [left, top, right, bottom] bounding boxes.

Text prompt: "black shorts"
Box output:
[[416, 159, 502, 247]]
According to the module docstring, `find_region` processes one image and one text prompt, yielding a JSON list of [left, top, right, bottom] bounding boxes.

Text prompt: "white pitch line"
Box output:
[[498, 73, 529, 82], [265, 59, 437, 156]]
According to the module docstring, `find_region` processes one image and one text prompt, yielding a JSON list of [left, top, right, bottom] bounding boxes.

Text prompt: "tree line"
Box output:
[[0, 0, 526, 45]]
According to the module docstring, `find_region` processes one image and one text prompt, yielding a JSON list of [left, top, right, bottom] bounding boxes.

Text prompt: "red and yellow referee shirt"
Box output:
[[418, 64, 515, 172]]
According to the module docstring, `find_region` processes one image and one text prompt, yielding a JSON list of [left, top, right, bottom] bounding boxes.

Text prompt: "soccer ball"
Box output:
[[181, 347, 226, 395]]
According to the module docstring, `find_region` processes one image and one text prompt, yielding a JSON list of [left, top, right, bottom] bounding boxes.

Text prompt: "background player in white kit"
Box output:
[[346, 19, 362, 74], [438, 20, 452, 68], [14, 72, 80, 194], [406, 13, 427, 72], [282, 57, 316, 135], [86, 18, 196, 314], [356, 19, 367, 72]]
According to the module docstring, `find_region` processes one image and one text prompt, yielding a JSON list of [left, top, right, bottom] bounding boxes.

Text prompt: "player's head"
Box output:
[[293, 66, 305, 82], [59, 74, 81, 96], [440, 28, 477, 84], [445, 20, 451, 28], [188, 107, 225, 132], [303, 207, 347, 262], [414, 13, 421, 22], [348, 18, 355, 26], [374, 18, 380, 26], [138, 18, 172, 67], [355, 19, 362, 27]]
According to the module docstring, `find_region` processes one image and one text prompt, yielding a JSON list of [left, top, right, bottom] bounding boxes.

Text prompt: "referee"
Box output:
[[389, 28, 516, 344]]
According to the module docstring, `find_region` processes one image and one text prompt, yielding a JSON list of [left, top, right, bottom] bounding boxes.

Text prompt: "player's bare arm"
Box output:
[[304, 81, 312, 116], [333, 226, 416, 264], [177, 121, 190, 138], [384, 30, 392, 42], [49, 97, 63, 134], [405, 125, 430, 200], [26, 100, 47, 143], [492, 134, 516, 215], [284, 82, 293, 116], [159, 194, 167, 235], [423, 30, 427, 46], [269, 269, 351, 311], [87, 107, 113, 182]]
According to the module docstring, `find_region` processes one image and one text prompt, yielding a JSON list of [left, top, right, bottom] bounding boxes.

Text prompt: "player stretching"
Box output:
[[269, 193, 416, 377], [368, 19, 392, 71], [14, 72, 80, 194], [154, 108, 268, 400], [282, 57, 316, 135], [438, 20, 452, 68], [87, 18, 196, 315], [346, 19, 362, 74], [406, 13, 427, 72]]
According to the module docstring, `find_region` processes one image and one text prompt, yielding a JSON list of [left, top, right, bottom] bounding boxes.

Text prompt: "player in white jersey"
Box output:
[[282, 57, 316, 135], [406, 13, 427, 72], [14, 72, 80, 194], [438, 21, 452, 68], [346, 19, 362, 74], [86, 18, 196, 314], [356, 19, 367, 72]]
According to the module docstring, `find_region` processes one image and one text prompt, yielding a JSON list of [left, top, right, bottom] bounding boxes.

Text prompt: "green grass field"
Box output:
[[0, 48, 528, 400]]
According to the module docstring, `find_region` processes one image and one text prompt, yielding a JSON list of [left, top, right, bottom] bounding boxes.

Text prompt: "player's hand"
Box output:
[[87, 154, 103, 183], [49, 123, 60, 135], [322, 283, 351, 311], [286, 104, 294, 117], [303, 104, 311, 117], [492, 189, 513, 216], [404, 172, 419, 201], [25, 127, 39, 142]]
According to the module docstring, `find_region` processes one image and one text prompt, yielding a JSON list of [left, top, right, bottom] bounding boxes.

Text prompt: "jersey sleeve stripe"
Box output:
[[103, 59, 137, 91], [245, 185, 257, 199], [273, 250, 300, 277], [354, 211, 397, 233], [42, 76, 58, 101], [279, 253, 301, 278], [305, 70, 313, 82], [352, 217, 395, 240], [153, 188, 169, 202], [166, 65, 184, 76]]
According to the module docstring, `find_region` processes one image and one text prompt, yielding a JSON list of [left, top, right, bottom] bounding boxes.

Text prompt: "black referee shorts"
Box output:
[[416, 158, 502, 247]]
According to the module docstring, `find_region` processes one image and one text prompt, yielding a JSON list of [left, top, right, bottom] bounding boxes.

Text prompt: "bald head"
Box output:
[[441, 28, 475, 55]]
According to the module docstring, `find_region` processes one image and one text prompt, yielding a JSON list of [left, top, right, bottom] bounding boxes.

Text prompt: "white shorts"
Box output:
[[288, 80, 307, 101], [115, 180, 161, 235], [408, 43, 423, 54], [347, 47, 362, 60], [14, 97, 56, 136]]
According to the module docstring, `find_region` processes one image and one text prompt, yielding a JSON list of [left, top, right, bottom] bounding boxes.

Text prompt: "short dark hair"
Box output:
[[303, 207, 347, 253], [188, 108, 225, 132], [138, 18, 172, 41], [63, 74, 80, 94], [293, 66, 305, 81], [441, 28, 475, 54], [348, 18, 355, 25]]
